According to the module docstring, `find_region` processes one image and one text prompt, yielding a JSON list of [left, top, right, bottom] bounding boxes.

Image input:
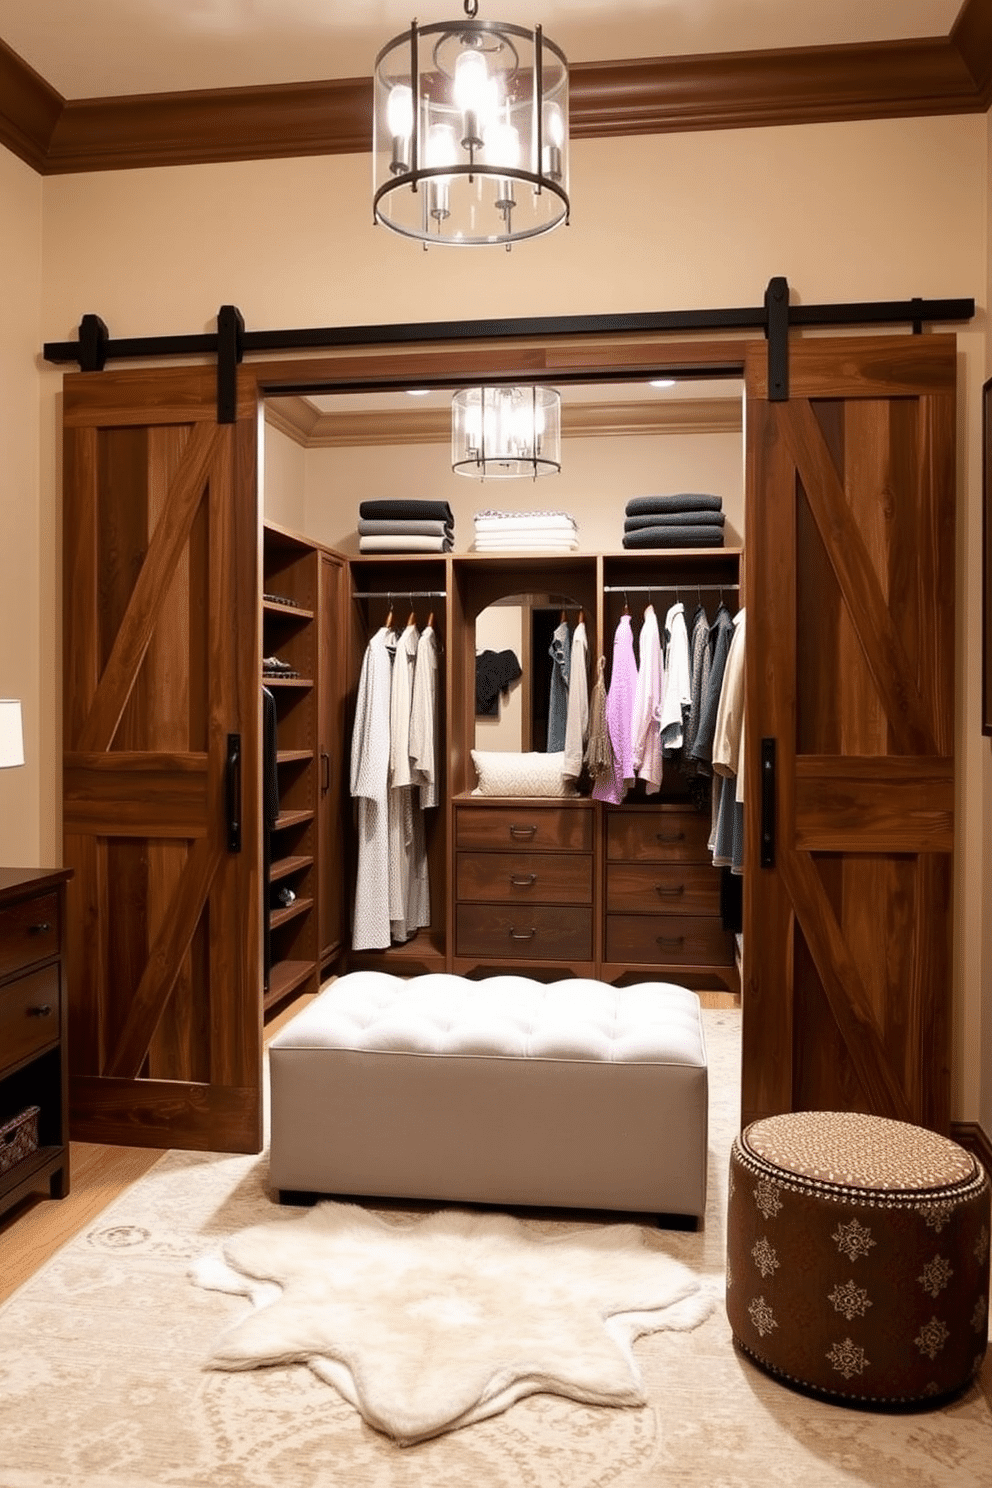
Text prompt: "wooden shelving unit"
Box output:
[[262, 523, 321, 1016]]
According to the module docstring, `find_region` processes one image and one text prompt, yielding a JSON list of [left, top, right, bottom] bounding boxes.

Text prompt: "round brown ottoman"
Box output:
[[726, 1111, 990, 1404]]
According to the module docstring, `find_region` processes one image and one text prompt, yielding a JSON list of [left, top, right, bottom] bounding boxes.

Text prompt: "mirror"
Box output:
[[475, 592, 586, 752]]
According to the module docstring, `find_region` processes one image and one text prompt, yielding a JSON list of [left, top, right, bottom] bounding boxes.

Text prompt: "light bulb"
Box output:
[[544, 102, 564, 149], [387, 84, 413, 140], [485, 121, 520, 170], [454, 49, 489, 114], [426, 123, 458, 174]]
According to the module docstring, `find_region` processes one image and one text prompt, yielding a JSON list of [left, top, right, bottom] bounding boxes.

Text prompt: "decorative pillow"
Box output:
[[470, 750, 574, 798]]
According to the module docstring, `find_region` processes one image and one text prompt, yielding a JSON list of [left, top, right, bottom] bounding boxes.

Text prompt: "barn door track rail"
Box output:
[[43, 278, 975, 424]]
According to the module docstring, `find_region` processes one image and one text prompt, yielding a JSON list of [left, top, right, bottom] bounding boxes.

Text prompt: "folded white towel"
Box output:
[[473, 535, 579, 551], [474, 513, 577, 533], [359, 534, 452, 552]]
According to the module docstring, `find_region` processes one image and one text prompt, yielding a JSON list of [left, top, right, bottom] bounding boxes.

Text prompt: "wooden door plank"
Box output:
[[76, 422, 220, 754], [63, 752, 209, 836], [741, 385, 797, 1124], [106, 835, 222, 1078], [793, 755, 953, 851], [780, 846, 913, 1122], [779, 397, 937, 755], [748, 334, 957, 400], [62, 427, 100, 749], [69, 1075, 260, 1153]]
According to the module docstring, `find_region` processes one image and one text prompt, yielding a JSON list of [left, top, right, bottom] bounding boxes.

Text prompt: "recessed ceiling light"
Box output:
[[649, 378, 676, 389], [406, 389, 431, 396]]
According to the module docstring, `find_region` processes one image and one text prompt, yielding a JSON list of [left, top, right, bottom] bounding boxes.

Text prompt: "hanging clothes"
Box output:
[[350, 625, 394, 951], [659, 601, 691, 755], [631, 603, 664, 794], [683, 604, 713, 764], [689, 603, 734, 775], [563, 617, 589, 780], [546, 616, 572, 752], [585, 654, 613, 785], [475, 648, 522, 716], [388, 621, 429, 944], [409, 622, 440, 810], [712, 608, 746, 874], [592, 614, 638, 805]]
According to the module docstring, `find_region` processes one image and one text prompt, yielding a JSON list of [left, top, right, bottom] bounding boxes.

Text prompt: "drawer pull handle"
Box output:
[[29, 922, 52, 934], [27, 1004, 53, 1017], [655, 935, 685, 949], [655, 831, 685, 844], [654, 883, 685, 897], [509, 927, 537, 940], [510, 874, 537, 887], [509, 824, 537, 839]]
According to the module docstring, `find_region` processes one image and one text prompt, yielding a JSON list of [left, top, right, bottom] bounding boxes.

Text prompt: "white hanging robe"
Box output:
[[409, 624, 440, 810], [659, 601, 691, 754], [563, 618, 589, 780], [350, 625, 394, 951], [631, 604, 664, 794], [388, 622, 429, 942]]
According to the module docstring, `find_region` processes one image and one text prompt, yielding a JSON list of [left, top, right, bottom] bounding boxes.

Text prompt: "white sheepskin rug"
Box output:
[[191, 1200, 715, 1446]]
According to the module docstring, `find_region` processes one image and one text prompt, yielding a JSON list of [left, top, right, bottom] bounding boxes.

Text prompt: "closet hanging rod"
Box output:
[[603, 584, 739, 594], [351, 589, 447, 599]]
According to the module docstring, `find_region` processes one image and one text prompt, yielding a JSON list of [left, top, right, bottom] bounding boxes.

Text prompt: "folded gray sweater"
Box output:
[[624, 511, 725, 532], [622, 525, 724, 549], [625, 493, 723, 516]]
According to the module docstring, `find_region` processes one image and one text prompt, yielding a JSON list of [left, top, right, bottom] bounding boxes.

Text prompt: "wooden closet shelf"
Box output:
[[263, 675, 314, 689], [269, 896, 314, 930], [264, 959, 316, 1013], [263, 599, 315, 621], [269, 854, 313, 883], [273, 809, 314, 830], [276, 749, 312, 765]]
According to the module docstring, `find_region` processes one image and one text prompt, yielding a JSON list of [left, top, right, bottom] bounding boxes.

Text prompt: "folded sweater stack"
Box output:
[[622, 494, 725, 549], [358, 499, 454, 553], [473, 509, 578, 551]]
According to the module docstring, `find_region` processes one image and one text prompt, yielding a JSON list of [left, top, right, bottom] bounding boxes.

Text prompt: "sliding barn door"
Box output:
[[62, 366, 263, 1152], [743, 334, 956, 1134]]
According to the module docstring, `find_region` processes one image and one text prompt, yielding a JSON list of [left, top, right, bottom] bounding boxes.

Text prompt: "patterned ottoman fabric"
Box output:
[[726, 1111, 991, 1404]]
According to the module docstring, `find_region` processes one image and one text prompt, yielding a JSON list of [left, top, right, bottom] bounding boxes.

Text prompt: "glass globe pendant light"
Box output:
[[373, 0, 569, 247], [452, 386, 562, 478]]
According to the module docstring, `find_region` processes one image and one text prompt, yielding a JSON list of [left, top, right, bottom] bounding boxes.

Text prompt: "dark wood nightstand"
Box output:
[[0, 867, 73, 1220]]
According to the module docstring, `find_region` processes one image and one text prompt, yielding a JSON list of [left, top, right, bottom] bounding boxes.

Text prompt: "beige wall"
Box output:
[[0, 146, 43, 866], [2, 106, 986, 1123], [294, 428, 744, 555]]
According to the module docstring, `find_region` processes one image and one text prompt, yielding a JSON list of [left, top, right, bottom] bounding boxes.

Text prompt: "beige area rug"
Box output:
[[0, 1007, 989, 1488], [191, 1200, 714, 1445]]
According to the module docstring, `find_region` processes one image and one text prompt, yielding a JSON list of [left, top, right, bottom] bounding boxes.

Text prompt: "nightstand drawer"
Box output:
[[456, 904, 592, 961], [606, 862, 721, 915], [456, 805, 593, 853], [607, 809, 711, 863], [0, 965, 61, 1071], [0, 894, 59, 981], [457, 851, 592, 904], [605, 914, 733, 967]]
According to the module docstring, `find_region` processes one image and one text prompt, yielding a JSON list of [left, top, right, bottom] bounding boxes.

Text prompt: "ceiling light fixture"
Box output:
[[451, 386, 561, 478], [373, 0, 569, 248]]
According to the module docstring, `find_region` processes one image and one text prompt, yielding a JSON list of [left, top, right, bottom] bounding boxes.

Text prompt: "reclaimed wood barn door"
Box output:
[[743, 334, 956, 1134], [62, 365, 263, 1152]]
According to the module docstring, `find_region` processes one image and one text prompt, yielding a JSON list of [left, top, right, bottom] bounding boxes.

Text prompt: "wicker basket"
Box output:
[[0, 1105, 41, 1175]]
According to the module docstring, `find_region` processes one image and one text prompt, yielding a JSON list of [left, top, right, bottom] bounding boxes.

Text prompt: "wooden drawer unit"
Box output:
[[457, 851, 593, 905], [606, 913, 733, 967], [456, 804, 593, 853], [0, 868, 72, 1221], [0, 965, 61, 1070], [453, 802, 596, 971], [456, 905, 592, 962], [0, 894, 59, 981], [607, 807, 712, 863], [606, 861, 720, 916], [603, 803, 738, 994]]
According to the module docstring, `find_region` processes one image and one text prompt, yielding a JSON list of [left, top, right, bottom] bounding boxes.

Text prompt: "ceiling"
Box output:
[[0, 0, 966, 98]]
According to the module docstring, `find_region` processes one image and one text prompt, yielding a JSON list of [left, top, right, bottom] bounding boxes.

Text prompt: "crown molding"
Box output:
[[2, 0, 990, 176], [265, 394, 742, 449]]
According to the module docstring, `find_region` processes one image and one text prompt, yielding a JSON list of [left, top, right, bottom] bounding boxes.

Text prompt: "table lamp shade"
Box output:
[[0, 700, 24, 768]]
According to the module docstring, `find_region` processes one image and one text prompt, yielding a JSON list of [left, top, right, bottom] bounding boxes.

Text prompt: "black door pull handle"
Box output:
[[226, 732, 242, 853], [760, 737, 776, 869]]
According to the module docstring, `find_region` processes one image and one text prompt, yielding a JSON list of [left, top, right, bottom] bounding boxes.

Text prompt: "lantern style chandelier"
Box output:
[[372, 0, 569, 247], [452, 386, 562, 478]]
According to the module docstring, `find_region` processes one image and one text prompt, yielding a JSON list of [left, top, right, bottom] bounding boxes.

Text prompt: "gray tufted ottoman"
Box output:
[[268, 971, 709, 1220]]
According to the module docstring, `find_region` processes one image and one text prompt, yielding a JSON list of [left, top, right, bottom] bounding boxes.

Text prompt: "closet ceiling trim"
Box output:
[[2, 0, 991, 175], [264, 394, 743, 450]]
